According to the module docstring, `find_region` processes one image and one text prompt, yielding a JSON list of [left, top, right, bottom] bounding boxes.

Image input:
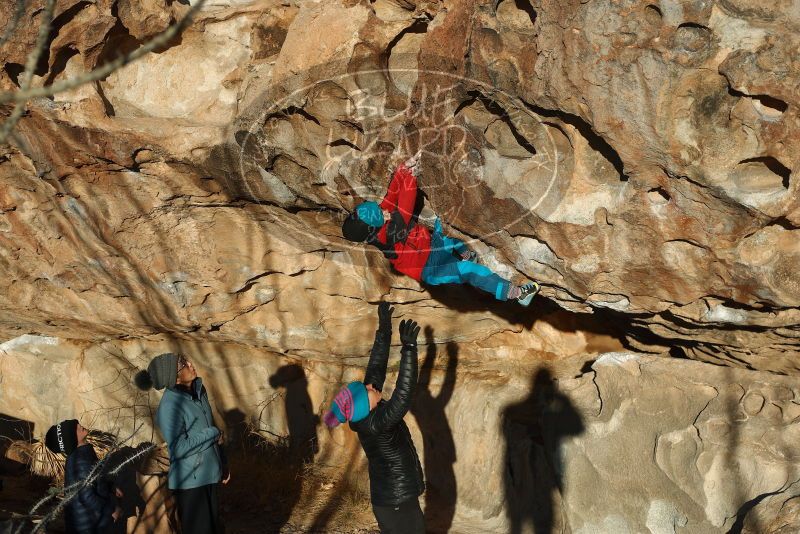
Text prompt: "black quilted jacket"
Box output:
[[64, 444, 115, 533], [350, 328, 425, 507]]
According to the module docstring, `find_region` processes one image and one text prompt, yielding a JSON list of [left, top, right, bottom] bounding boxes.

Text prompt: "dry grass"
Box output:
[[220, 425, 377, 534], [21, 431, 123, 481], [17, 441, 63, 481]]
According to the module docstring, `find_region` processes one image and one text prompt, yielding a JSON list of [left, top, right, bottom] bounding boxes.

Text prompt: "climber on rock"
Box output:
[[324, 302, 425, 534], [341, 152, 540, 306]]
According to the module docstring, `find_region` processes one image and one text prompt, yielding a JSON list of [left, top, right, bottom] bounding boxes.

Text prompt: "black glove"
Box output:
[[378, 302, 394, 334], [399, 319, 420, 347]]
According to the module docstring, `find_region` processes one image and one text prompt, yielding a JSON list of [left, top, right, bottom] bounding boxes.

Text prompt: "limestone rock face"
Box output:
[[1, 0, 800, 531], [1, 0, 798, 371]]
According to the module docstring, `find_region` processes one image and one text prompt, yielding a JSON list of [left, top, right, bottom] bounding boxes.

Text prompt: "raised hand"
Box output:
[[399, 319, 421, 347], [378, 302, 394, 333], [404, 150, 422, 176]]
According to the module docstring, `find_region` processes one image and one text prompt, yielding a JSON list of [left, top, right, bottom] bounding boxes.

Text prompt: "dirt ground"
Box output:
[[219, 434, 379, 534]]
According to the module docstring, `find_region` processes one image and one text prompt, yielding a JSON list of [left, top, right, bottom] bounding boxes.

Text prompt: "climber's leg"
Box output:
[[454, 260, 513, 300], [422, 255, 512, 301], [433, 218, 471, 258], [441, 235, 469, 256]]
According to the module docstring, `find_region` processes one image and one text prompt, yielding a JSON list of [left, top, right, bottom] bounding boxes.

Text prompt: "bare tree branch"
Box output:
[[0, 0, 27, 48], [0, 0, 56, 145], [13, 425, 158, 534], [0, 0, 207, 108]]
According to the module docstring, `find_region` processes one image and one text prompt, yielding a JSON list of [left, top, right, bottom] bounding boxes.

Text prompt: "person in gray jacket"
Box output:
[[135, 352, 230, 534]]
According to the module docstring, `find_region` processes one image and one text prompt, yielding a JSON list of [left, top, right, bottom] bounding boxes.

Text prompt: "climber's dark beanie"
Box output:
[[342, 213, 372, 243], [45, 419, 79, 455], [134, 352, 179, 391]]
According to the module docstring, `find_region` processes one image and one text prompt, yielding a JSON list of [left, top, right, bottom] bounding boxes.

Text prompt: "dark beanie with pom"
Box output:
[[45, 419, 79, 455], [134, 353, 179, 391]]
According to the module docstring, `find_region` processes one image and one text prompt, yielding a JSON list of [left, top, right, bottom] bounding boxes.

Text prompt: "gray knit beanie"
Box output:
[[134, 353, 180, 391]]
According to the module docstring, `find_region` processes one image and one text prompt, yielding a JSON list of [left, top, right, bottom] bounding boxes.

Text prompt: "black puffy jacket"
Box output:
[[64, 444, 115, 533], [350, 328, 425, 506]]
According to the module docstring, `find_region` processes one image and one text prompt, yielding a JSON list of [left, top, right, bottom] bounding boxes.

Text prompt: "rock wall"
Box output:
[[1, 0, 799, 371], [1, 0, 799, 532], [3, 337, 799, 533]]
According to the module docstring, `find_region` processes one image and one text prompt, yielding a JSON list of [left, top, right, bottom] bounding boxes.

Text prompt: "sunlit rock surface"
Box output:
[[1, 0, 799, 532]]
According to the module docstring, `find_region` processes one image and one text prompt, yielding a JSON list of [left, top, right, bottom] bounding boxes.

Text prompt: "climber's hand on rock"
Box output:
[[378, 302, 394, 333], [404, 151, 422, 175]]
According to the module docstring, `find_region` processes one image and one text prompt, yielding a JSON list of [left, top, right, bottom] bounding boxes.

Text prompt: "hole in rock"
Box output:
[[384, 18, 429, 95], [738, 157, 792, 189], [645, 4, 663, 19], [328, 138, 361, 151], [44, 45, 78, 86], [762, 217, 797, 231], [95, 17, 143, 74], [674, 22, 713, 52], [726, 83, 787, 118], [96, 81, 116, 116], [384, 18, 429, 63], [677, 22, 711, 30], [496, 0, 537, 28], [752, 94, 788, 113], [282, 105, 321, 126], [3, 63, 24, 87], [578, 359, 596, 375], [34, 1, 92, 77], [647, 187, 670, 204], [643, 4, 663, 30], [751, 94, 788, 118], [456, 91, 537, 156], [668, 346, 690, 360], [522, 100, 627, 181]]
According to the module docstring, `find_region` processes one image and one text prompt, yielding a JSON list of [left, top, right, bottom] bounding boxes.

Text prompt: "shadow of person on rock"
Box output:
[[269, 364, 320, 463], [411, 327, 458, 533], [222, 408, 248, 452], [502, 368, 584, 534], [101, 443, 152, 534], [255, 364, 320, 530]]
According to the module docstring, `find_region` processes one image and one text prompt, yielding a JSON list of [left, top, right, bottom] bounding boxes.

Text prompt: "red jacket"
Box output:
[[375, 164, 431, 281]]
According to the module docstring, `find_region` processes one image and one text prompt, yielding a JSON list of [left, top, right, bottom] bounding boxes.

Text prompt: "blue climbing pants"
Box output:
[[420, 220, 511, 301]]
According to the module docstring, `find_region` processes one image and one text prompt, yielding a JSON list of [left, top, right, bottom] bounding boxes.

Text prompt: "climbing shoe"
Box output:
[[517, 282, 540, 307]]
